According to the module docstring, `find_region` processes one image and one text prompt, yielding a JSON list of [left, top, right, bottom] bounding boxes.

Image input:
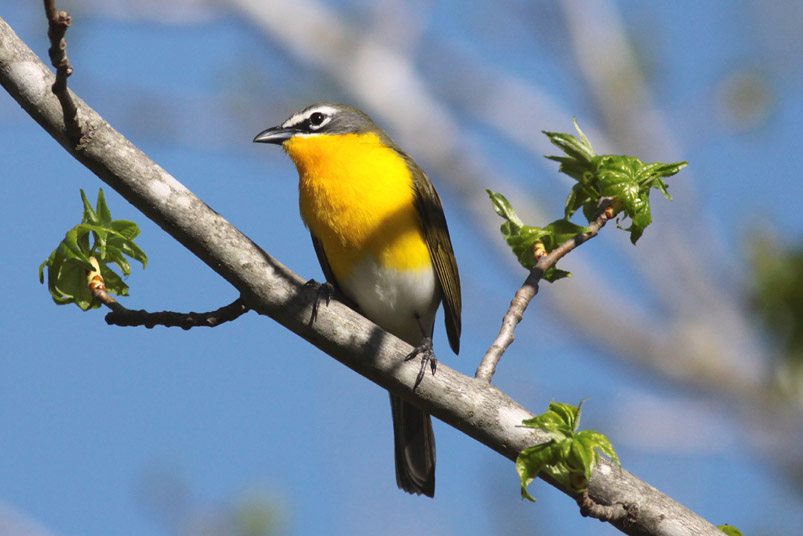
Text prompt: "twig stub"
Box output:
[[44, 0, 82, 142], [576, 490, 637, 525]]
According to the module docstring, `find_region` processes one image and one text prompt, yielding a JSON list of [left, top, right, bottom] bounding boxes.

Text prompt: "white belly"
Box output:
[[341, 255, 440, 346]]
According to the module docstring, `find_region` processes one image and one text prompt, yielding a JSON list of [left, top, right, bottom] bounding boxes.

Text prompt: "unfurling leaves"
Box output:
[[487, 190, 583, 282], [545, 119, 686, 244], [516, 400, 620, 501], [39, 189, 147, 310], [490, 120, 687, 274]]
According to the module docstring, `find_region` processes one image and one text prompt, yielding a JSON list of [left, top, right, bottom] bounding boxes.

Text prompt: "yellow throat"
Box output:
[[284, 132, 432, 282]]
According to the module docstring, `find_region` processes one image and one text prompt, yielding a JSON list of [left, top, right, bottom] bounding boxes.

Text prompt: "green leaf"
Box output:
[[488, 192, 587, 280], [99, 261, 130, 297], [516, 400, 620, 498], [487, 190, 524, 231], [543, 119, 596, 164], [55, 258, 98, 310], [539, 220, 589, 252], [577, 430, 621, 467], [567, 439, 596, 484], [61, 227, 93, 266], [116, 239, 148, 268], [547, 400, 583, 432], [80, 189, 98, 225], [523, 409, 571, 438], [110, 219, 141, 240], [564, 182, 594, 219], [73, 223, 107, 259], [542, 267, 572, 283], [717, 525, 744, 536], [517, 440, 570, 501], [39, 247, 58, 284], [95, 188, 113, 225], [39, 189, 147, 309], [107, 246, 132, 277], [517, 443, 552, 501]]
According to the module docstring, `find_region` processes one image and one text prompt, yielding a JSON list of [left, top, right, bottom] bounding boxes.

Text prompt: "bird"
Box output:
[[253, 103, 461, 497]]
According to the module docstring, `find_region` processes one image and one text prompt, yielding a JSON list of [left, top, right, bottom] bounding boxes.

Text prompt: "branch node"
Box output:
[[576, 490, 637, 525], [44, 0, 82, 143]]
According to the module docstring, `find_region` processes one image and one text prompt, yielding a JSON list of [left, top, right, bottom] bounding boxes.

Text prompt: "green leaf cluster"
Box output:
[[39, 189, 147, 310], [489, 120, 687, 278], [487, 190, 586, 282], [545, 119, 685, 244], [516, 400, 619, 502]]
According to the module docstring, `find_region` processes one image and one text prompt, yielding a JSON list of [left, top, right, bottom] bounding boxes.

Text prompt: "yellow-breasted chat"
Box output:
[[253, 103, 461, 497]]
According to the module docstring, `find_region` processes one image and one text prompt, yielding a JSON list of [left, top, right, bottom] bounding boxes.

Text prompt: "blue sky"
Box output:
[[2, 1, 803, 535]]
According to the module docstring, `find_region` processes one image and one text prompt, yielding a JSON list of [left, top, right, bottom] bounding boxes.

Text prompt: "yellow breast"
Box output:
[[284, 132, 432, 282]]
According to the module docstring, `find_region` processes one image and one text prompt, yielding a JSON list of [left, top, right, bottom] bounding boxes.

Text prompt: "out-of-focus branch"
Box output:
[[0, 501, 58, 536], [558, 0, 766, 384]]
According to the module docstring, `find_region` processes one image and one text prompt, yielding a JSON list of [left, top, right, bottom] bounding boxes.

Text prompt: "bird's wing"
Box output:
[[408, 160, 462, 354]]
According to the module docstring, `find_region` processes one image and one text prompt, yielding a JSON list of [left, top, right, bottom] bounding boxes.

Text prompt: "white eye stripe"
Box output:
[[282, 105, 338, 129]]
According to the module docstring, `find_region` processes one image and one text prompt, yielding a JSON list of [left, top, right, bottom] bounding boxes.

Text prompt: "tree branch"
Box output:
[[87, 263, 249, 328], [105, 298, 249, 329], [97, 291, 249, 329], [475, 200, 615, 382], [0, 15, 723, 536], [43, 0, 81, 142]]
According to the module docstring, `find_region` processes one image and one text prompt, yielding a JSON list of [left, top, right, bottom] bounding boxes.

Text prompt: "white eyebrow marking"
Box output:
[[282, 105, 338, 128]]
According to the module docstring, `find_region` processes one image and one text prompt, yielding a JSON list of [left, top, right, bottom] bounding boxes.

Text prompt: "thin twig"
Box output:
[[475, 199, 615, 383], [88, 271, 249, 329], [99, 291, 249, 329], [104, 297, 249, 329], [44, 0, 82, 141]]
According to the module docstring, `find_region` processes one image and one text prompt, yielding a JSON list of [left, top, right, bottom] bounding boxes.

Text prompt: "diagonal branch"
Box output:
[[0, 15, 723, 536], [475, 200, 615, 382]]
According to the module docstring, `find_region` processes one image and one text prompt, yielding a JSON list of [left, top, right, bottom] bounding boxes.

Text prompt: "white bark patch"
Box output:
[[147, 179, 173, 202], [11, 61, 48, 104], [595, 462, 612, 475], [497, 404, 535, 435]]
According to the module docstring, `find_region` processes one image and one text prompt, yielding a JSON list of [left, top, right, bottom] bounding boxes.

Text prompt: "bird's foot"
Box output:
[[405, 336, 437, 391], [305, 279, 334, 325]]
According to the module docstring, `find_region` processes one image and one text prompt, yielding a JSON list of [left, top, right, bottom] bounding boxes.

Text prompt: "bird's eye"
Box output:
[[309, 112, 326, 127]]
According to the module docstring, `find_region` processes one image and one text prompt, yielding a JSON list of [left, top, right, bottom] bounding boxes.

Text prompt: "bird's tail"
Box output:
[[390, 393, 435, 497]]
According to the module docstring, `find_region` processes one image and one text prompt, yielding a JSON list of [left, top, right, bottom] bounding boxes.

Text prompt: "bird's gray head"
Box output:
[[253, 103, 382, 144]]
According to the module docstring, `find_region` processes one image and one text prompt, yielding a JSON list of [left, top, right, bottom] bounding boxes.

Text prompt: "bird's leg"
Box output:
[[405, 313, 438, 390], [304, 279, 334, 325]]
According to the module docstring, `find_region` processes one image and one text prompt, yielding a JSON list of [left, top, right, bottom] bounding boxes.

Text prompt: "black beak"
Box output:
[[253, 125, 298, 144]]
